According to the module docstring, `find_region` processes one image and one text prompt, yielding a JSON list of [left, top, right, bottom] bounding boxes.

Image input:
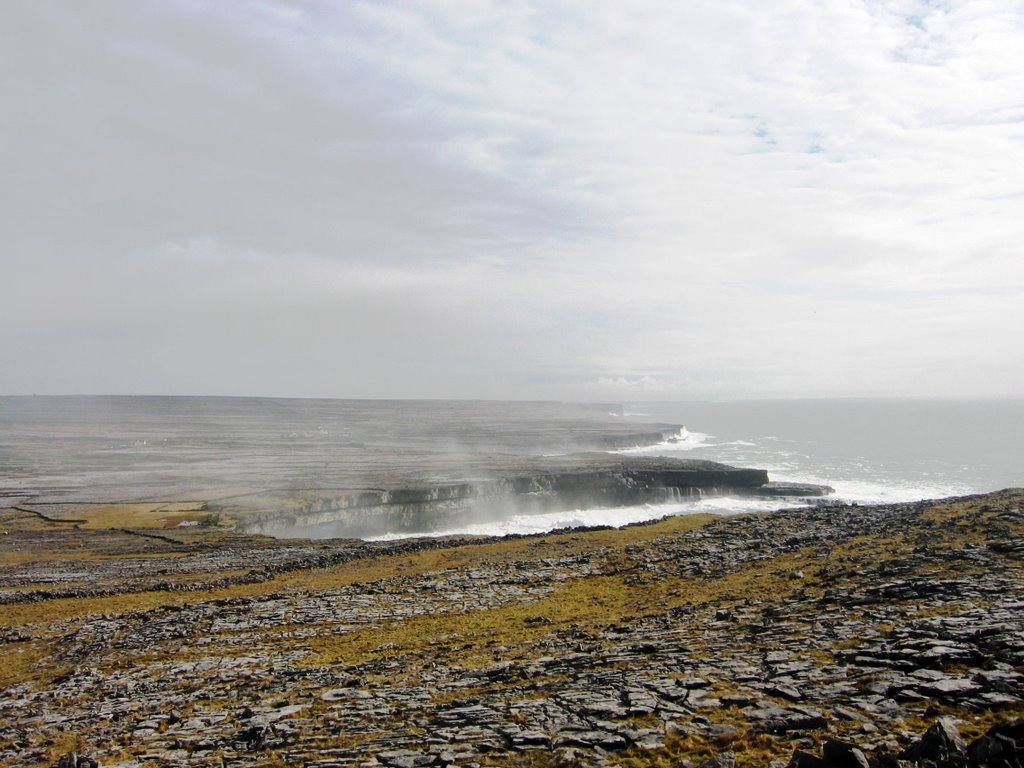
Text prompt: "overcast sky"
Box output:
[[2, 1, 1022, 400]]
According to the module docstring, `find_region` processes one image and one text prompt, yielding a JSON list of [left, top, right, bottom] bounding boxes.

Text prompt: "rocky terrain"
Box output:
[[0, 489, 1022, 767]]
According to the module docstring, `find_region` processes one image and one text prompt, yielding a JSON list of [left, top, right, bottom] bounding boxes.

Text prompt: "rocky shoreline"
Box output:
[[1, 489, 1021, 767], [237, 456, 831, 539]]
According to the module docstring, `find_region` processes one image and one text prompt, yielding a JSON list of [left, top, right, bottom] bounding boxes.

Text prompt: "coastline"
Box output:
[[1, 489, 1022, 766], [6, 397, 1021, 521]]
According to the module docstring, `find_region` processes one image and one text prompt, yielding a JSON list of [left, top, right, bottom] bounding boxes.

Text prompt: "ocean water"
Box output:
[[374, 399, 1024, 539], [616, 399, 1023, 505], [0, 397, 669, 503], [1, 397, 1020, 539]]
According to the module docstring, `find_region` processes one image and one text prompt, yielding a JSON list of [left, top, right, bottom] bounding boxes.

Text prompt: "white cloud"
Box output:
[[1, 1, 1022, 398]]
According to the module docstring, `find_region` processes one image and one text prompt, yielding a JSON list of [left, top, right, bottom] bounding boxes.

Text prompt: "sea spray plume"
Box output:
[[240, 454, 791, 540], [612, 425, 712, 454], [2, 398, 849, 542], [252, 401, 688, 539], [0, 398, 683, 511]]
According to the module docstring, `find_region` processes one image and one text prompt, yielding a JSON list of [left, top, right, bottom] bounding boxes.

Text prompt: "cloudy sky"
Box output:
[[2, 1, 1022, 400]]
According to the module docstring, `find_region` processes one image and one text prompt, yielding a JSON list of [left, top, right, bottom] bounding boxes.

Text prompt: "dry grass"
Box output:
[[0, 550, 53, 565], [894, 700, 1024, 747], [0, 512, 716, 628], [0, 577, 278, 628], [0, 639, 69, 690], [2, 501, 209, 531], [275, 512, 719, 592], [74, 502, 206, 530], [305, 572, 636, 667], [303, 538, 823, 670]]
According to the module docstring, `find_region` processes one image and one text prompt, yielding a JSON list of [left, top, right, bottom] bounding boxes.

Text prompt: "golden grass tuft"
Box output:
[[75, 502, 205, 530], [0, 517, 685, 629], [305, 572, 636, 668], [0, 639, 70, 690]]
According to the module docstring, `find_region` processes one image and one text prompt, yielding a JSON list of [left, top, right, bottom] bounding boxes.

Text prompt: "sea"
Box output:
[[1, 397, 1021, 539]]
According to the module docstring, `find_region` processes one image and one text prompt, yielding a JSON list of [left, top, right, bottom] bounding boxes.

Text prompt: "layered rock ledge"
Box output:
[[237, 456, 830, 538]]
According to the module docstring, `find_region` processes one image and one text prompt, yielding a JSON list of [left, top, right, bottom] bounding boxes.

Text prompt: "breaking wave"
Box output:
[[365, 501, 709, 541], [613, 427, 710, 453]]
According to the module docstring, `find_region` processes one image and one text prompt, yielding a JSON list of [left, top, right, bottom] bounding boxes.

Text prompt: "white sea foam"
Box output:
[[365, 491, 839, 541], [365, 501, 713, 541], [766, 468, 970, 507], [369, 484, 982, 543], [368, 472, 975, 541], [613, 427, 711, 453], [367, 400, 1017, 541]]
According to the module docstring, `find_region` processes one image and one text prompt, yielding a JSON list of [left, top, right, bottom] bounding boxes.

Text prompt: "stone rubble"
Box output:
[[0, 491, 1020, 767], [787, 716, 1024, 767]]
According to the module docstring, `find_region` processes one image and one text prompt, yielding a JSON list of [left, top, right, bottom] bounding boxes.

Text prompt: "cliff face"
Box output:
[[240, 458, 777, 538]]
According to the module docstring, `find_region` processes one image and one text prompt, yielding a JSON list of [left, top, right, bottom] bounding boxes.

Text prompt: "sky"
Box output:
[[2, 1, 1023, 400]]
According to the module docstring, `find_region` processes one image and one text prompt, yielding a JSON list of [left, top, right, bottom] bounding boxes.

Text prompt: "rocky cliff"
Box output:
[[237, 456, 818, 538]]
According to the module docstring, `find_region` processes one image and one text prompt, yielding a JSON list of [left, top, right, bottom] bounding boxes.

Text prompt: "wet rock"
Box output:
[[914, 677, 983, 701], [822, 739, 870, 768], [832, 707, 865, 722], [552, 729, 628, 751], [322, 688, 373, 701], [967, 719, 1024, 767], [899, 717, 968, 767], [767, 684, 805, 702], [505, 729, 550, 749], [698, 753, 737, 768], [757, 482, 834, 498], [234, 724, 267, 750], [376, 749, 436, 768], [749, 705, 828, 734], [51, 755, 99, 768], [786, 750, 827, 767]]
